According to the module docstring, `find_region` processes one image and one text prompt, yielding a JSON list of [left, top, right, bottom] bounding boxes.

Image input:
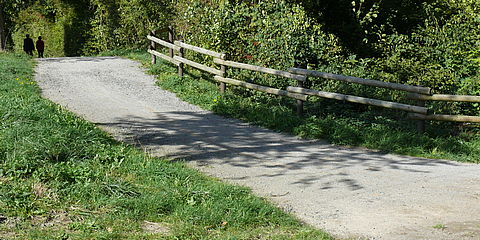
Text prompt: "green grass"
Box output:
[[432, 224, 446, 230], [0, 52, 332, 239], [104, 49, 480, 163]]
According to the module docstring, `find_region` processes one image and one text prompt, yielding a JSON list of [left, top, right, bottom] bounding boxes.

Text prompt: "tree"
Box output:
[[0, 3, 6, 50], [0, 0, 35, 51]]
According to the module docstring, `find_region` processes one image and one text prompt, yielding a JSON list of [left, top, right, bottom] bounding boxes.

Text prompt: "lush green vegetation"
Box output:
[[102, 49, 479, 163], [172, 0, 480, 116], [0, 52, 332, 239], [5, 0, 479, 114], [2, 0, 170, 56]]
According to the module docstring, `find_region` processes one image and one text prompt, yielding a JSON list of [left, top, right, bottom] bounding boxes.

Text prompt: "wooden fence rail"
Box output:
[[407, 93, 480, 102], [408, 113, 480, 123], [287, 87, 428, 114], [289, 67, 480, 126], [214, 58, 306, 82], [215, 76, 308, 101], [173, 55, 224, 76], [148, 49, 180, 66], [405, 93, 480, 124], [174, 40, 225, 59], [148, 35, 181, 51], [147, 32, 480, 132], [289, 68, 432, 95]]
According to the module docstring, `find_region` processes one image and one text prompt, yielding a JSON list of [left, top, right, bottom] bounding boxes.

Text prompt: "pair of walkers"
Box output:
[[23, 34, 45, 58]]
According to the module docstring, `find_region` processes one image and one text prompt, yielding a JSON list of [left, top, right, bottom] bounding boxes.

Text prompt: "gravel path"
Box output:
[[35, 57, 480, 240]]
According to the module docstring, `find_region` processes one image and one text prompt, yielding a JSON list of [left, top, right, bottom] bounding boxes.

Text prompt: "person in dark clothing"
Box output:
[[36, 36, 45, 58], [23, 34, 35, 56]]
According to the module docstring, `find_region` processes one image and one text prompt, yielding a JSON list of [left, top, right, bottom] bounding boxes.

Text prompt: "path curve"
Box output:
[[35, 57, 480, 240]]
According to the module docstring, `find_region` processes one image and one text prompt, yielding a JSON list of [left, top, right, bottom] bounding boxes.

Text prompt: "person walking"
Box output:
[[23, 34, 35, 56], [36, 36, 45, 58]]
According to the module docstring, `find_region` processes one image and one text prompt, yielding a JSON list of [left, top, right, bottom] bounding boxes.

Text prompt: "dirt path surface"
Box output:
[[35, 57, 480, 240]]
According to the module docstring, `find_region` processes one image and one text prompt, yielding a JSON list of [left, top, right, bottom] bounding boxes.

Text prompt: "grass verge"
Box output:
[[103, 49, 480, 163], [0, 52, 332, 239]]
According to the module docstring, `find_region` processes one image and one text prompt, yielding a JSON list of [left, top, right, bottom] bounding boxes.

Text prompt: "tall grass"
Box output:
[[0, 52, 332, 239]]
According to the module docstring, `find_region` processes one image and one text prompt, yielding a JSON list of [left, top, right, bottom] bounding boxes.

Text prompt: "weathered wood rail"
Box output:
[[214, 59, 306, 82], [287, 86, 428, 114], [214, 76, 308, 101], [407, 93, 480, 102], [406, 93, 480, 125], [148, 32, 480, 132], [289, 68, 432, 95]]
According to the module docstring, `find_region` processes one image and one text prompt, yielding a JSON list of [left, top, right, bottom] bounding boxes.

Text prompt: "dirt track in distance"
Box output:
[[35, 57, 480, 240]]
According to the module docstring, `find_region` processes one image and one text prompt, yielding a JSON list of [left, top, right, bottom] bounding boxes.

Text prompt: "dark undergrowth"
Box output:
[[104, 49, 480, 163], [0, 52, 332, 239]]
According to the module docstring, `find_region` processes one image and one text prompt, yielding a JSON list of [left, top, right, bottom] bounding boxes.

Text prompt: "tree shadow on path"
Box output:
[[98, 110, 460, 192]]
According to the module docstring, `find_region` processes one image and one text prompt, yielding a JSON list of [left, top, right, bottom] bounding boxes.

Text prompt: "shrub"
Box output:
[[83, 0, 172, 54], [375, 0, 480, 114], [174, 0, 341, 90], [12, 0, 65, 57]]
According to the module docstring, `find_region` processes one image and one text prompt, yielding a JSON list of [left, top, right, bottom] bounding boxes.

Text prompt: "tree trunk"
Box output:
[[0, 7, 6, 51]]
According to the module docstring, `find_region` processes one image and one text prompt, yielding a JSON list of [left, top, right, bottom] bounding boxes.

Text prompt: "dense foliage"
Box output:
[[174, 1, 341, 90], [171, 0, 480, 116], [6, 0, 170, 56], [379, 1, 480, 114], [83, 0, 171, 54]]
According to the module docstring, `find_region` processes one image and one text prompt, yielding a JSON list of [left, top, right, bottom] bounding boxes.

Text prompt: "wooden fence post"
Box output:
[[220, 53, 227, 93], [150, 30, 156, 64], [168, 27, 174, 58], [416, 100, 426, 133], [296, 80, 304, 116], [296, 64, 306, 116], [178, 41, 184, 77]]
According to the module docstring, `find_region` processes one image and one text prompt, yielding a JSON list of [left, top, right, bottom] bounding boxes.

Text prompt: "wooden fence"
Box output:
[[147, 32, 480, 133]]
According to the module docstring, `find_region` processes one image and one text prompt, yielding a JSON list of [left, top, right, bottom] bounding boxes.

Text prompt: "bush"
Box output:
[[174, 0, 341, 88], [83, 0, 172, 54], [375, 0, 480, 115], [13, 1, 65, 57]]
